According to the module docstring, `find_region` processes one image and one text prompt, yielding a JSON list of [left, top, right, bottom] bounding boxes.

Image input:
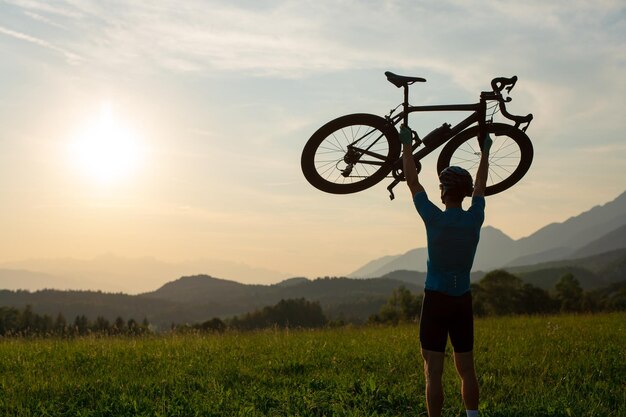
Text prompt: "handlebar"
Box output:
[[491, 76, 518, 94], [499, 102, 533, 131], [482, 75, 533, 131]]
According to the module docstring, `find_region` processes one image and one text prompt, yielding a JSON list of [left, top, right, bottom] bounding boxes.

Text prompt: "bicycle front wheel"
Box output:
[[436, 123, 533, 196], [301, 114, 400, 194]]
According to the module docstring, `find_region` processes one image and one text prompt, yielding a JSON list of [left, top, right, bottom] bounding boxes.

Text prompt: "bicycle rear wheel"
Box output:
[[436, 123, 533, 196], [301, 114, 400, 194]]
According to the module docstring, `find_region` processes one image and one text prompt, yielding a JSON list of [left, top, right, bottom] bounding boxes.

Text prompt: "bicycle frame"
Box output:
[[392, 102, 483, 161], [381, 102, 484, 199]]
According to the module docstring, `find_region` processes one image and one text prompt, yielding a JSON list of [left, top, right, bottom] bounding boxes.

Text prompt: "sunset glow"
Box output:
[[0, 0, 624, 286], [69, 103, 143, 185]]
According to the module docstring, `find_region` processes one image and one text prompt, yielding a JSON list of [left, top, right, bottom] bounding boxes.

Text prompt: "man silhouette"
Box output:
[[399, 125, 491, 417]]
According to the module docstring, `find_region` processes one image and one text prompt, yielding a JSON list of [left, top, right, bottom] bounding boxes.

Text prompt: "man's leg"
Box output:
[[421, 348, 445, 417], [453, 351, 479, 411]]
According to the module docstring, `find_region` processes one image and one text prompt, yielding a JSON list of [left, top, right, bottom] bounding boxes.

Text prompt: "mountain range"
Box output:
[[348, 190, 626, 277], [1, 246, 624, 329]]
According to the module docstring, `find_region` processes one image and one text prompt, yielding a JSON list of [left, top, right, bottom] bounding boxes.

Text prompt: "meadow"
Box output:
[[0, 313, 624, 417]]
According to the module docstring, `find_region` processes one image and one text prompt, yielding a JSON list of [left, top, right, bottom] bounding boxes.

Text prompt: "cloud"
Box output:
[[4, 0, 624, 84], [8, 0, 82, 18], [0, 25, 82, 63]]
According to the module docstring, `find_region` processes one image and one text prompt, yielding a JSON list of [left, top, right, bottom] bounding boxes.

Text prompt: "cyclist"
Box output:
[[399, 125, 491, 417]]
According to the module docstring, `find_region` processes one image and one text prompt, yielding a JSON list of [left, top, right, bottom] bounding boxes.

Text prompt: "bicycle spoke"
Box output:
[[492, 163, 512, 175], [490, 168, 505, 182], [353, 164, 363, 180], [331, 134, 345, 152], [340, 127, 351, 146], [491, 136, 508, 155], [465, 141, 478, 154], [494, 140, 516, 151], [318, 145, 342, 152], [361, 163, 373, 176], [491, 149, 520, 162], [451, 156, 480, 164], [321, 165, 337, 181], [456, 146, 481, 156], [315, 160, 341, 169], [325, 137, 343, 153]]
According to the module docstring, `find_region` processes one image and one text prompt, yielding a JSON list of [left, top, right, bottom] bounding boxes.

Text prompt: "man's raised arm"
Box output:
[[473, 133, 492, 197]]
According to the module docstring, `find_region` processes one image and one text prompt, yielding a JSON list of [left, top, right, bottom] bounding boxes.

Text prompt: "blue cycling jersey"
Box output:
[[413, 191, 485, 296]]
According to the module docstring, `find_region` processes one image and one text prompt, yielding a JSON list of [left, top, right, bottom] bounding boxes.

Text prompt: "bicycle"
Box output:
[[301, 72, 534, 200]]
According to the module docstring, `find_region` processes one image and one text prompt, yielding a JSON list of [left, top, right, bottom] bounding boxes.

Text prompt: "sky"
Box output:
[[0, 0, 625, 285]]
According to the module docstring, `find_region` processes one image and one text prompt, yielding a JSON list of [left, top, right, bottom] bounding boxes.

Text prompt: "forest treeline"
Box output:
[[369, 270, 626, 324], [0, 305, 150, 337], [1, 271, 624, 336], [173, 298, 327, 333], [176, 270, 626, 331]]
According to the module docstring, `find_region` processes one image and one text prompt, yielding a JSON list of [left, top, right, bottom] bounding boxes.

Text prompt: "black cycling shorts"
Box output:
[[419, 289, 474, 353]]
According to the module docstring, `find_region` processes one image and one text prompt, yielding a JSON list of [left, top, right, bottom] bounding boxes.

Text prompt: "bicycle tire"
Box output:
[[436, 123, 533, 196], [301, 113, 400, 194]]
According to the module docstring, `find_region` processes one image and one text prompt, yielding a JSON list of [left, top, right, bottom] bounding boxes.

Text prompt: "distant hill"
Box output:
[[505, 249, 626, 290], [571, 225, 626, 259], [0, 269, 83, 291], [273, 277, 310, 288], [514, 191, 626, 260], [143, 275, 265, 304], [0, 275, 422, 329], [349, 254, 403, 278]]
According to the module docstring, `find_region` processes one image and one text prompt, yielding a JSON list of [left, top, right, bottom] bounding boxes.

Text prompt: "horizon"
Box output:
[[1, 185, 624, 294], [1, 1, 625, 288]]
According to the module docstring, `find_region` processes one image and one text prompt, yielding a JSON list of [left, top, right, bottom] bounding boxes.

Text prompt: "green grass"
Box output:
[[0, 313, 624, 416]]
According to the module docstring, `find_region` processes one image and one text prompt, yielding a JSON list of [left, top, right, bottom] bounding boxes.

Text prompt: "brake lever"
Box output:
[[518, 114, 533, 132]]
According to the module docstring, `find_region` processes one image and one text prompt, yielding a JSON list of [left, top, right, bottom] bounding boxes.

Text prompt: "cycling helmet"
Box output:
[[439, 166, 474, 197]]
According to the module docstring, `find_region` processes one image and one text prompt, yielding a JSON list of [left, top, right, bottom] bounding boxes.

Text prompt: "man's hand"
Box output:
[[399, 125, 413, 145], [400, 125, 424, 197]]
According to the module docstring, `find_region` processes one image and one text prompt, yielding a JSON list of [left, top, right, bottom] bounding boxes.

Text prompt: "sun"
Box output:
[[69, 102, 144, 185]]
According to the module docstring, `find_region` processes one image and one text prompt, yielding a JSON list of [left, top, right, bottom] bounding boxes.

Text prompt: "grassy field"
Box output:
[[0, 313, 624, 417]]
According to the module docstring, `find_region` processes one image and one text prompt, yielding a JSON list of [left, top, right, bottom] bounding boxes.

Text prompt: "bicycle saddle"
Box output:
[[385, 71, 426, 88]]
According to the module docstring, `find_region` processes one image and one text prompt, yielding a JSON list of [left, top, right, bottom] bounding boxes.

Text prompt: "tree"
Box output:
[[198, 318, 226, 333], [73, 315, 90, 335], [369, 286, 422, 324], [113, 316, 126, 334], [20, 305, 35, 333], [54, 313, 67, 335], [473, 270, 525, 315], [229, 298, 327, 330], [127, 318, 138, 334], [555, 273, 583, 312], [520, 283, 558, 314], [0, 307, 20, 336], [93, 316, 111, 334]]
